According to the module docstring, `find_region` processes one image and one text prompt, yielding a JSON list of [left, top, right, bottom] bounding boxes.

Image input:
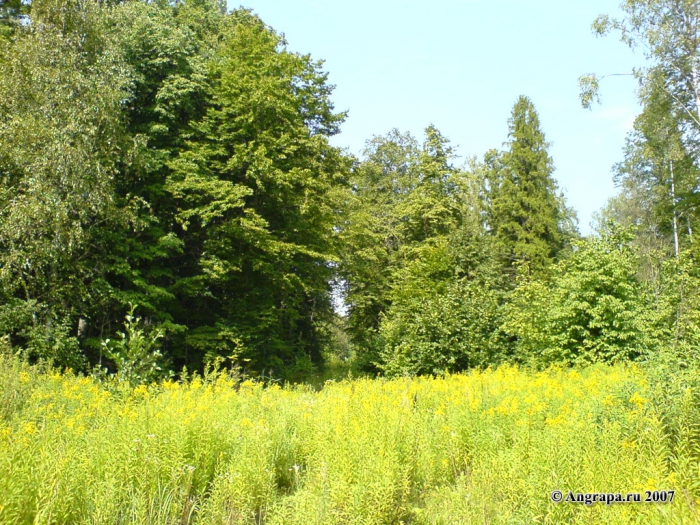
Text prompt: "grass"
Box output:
[[1, 353, 699, 524]]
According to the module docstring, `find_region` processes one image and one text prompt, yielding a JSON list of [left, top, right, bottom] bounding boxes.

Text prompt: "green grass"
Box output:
[[1, 354, 699, 524]]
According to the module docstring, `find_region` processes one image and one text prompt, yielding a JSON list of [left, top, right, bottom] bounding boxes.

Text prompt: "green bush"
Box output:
[[503, 227, 649, 366], [379, 240, 507, 376], [0, 300, 83, 370], [101, 304, 166, 386]]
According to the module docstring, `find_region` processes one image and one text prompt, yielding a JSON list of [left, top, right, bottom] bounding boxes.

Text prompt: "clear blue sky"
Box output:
[[231, 1, 643, 235]]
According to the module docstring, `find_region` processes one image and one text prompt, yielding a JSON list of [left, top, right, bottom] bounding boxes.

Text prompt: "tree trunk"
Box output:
[[671, 160, 680, 257]]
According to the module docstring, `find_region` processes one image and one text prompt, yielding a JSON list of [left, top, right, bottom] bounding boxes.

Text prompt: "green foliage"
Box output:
[[0, 0, 135, 367], [0, 0, 349, 377], [98, 0, 226, 354], [340, 129, 421, 368], [642, 250, 700, 361], [0, 300, 83, 368], [588, 0, 700, 133], [165, 10, 349, 374], [0, 0, 28, 39], [504, 226, 648, 366], [101, 305, 166, 386], [612, 67, 698, 259], [379, 239, 507, 376], [641, 254, 700, 487], [484, 95, 575, 280], [4, 0, 697, 385], [584, 1, 700, 263], [578, 73, 601, 109], [341, 127, 501, 375]]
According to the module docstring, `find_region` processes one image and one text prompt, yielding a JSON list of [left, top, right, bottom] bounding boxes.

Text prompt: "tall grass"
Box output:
[[0, 353, 698, 524]]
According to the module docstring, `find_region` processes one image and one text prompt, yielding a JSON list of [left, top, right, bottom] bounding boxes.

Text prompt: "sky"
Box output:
[[230, 1, 644, 235]]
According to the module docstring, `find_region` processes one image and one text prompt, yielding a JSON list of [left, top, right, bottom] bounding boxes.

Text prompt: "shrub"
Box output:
[[504, 227, 649, 366], [100, 304, 165, 386], [379, 240, 507, 376]]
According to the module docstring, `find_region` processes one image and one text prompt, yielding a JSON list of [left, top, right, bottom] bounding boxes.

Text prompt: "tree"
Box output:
[[484, 96, 575, 279], [342, 126, 504, 375], [339, 130, 421, 367], [582, 1, 700, 135], [378, 237, 506, 377], [612, 69, 699, 259], [582, 3, 700, 349], [97, 0, 227, 360], [166, 10, 349, 374], [0, 0, 30, 39], [0, 0, 135, 367], [0, 0, 229, 367], [580, 1, 700, 236], [0, 0, 352, 379]]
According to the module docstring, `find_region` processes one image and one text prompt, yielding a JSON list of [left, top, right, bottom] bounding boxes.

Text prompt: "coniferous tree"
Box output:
[[485, 96, 575, 278]]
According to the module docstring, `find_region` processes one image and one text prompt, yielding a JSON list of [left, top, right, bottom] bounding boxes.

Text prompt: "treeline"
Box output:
[[1, 0, 699, 381], [341, 101, 697, 376]]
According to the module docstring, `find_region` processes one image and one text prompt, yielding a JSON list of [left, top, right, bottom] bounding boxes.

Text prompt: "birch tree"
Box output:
[[581, 0, 700, 131], [581, 1, 700, 256]]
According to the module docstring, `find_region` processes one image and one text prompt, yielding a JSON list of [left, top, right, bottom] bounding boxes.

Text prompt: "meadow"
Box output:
[[1, 353, 699, 524]]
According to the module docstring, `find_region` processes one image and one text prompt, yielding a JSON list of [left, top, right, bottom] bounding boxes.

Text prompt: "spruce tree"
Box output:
[[485, 96, 572, 277]]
